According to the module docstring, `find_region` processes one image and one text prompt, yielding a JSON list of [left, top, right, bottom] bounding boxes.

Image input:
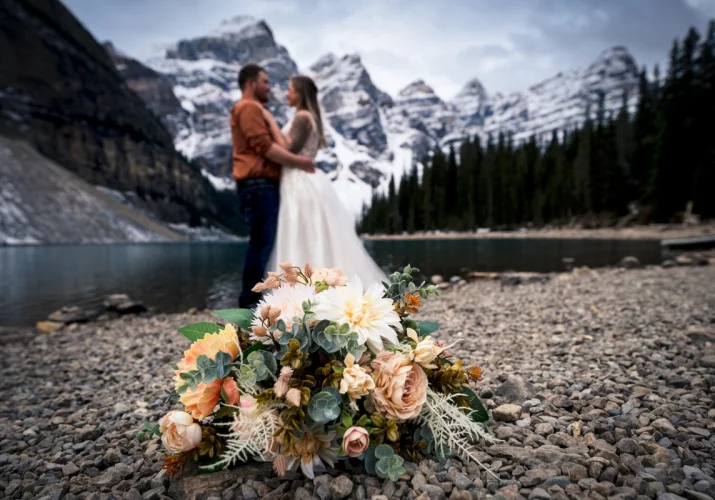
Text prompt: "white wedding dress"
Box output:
[[267, 114, 387, 284]]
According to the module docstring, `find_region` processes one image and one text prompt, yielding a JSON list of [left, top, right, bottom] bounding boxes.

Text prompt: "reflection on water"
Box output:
[[1, 238, 662, 326]]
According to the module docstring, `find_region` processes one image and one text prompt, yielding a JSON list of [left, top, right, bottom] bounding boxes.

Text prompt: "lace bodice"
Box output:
[[281, 112, 321, 159]]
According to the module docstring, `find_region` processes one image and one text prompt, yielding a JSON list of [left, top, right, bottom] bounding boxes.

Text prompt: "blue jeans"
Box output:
[[236, 178, 280, 308]]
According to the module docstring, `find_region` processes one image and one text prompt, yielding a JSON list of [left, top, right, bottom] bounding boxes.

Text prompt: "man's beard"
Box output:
[[257, 91, 270, 103]]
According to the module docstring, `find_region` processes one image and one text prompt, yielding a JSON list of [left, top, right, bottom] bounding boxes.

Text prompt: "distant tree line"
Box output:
[[359, 21, 715, 234]]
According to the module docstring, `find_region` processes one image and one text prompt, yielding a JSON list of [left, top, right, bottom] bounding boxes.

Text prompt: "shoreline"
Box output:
[[360, 222, 715, 241]]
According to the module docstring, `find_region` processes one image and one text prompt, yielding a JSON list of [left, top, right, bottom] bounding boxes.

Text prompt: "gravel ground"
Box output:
[[1, 265, 714, 500]]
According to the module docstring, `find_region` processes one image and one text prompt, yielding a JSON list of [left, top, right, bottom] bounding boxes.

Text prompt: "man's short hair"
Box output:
[[238, 63, 265, 90]]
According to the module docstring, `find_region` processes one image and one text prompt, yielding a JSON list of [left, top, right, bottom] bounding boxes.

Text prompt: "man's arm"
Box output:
[[265, 144, 316, 173]]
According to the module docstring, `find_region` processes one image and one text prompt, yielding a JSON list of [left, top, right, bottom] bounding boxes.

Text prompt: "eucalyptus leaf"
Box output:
[[241, 342, 265, 359], [215, 351, 232, 379], [178, 322, 221, 342], [307, 390, 341, 423], [374, 444, 394, 459]]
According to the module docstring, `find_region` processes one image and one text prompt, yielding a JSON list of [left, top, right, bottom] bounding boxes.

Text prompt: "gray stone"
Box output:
[[495, 376, 537, 404], [543, 476, 570, 488], [140, 487, 164, 500], [419, 484, 447, 499], [241, 484, 259, 500], [453, 473, 472, 490], [528, 488, 551, 500], [328, 476, 353, 500], [493, 404, 522, 422]]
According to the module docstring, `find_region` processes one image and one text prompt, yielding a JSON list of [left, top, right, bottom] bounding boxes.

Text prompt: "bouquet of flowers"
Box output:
[[145, 264, 494, 480]]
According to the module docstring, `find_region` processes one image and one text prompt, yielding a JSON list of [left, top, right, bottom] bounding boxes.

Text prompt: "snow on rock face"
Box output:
[[144, 16, 297, 178], [116, 14, 640, 218]]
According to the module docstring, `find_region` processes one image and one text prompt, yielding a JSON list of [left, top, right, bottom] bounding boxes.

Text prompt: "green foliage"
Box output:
[[372, 444, 407, 482], [212, 309, 254, 331], [307, 389, 341, 423], [459, 386, 490, 423], [137, 421, 161, 442], [314, 322, 354, 353], [359, 21, 715, 230], [246, 351, 277, 382], [178, 322, 221, 342]]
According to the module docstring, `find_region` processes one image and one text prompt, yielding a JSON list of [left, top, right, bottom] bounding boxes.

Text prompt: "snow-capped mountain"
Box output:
[[112, 16, 639, 219]]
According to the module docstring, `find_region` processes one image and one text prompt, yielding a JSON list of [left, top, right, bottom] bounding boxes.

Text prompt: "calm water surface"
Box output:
[[0, 238, 662, 326]]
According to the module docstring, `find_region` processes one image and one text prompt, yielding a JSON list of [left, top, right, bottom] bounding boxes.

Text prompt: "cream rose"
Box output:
[[407, 328, 448, 369], [371, 352, 428, 421], [159, 411, 202, 454], [342, 426, 370, 457], [339, 353, 376, 408], [312, 267, 348, 287]]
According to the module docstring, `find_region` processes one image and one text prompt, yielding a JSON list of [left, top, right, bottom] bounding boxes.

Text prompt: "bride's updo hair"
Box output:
[[290, 75, 327, 148]]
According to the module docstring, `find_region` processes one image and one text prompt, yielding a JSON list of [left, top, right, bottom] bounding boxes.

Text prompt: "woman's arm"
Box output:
[[286, 111, 313, 154]]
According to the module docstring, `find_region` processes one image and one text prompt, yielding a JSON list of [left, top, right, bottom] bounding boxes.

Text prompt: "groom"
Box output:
[[231, 63, 316, 308]]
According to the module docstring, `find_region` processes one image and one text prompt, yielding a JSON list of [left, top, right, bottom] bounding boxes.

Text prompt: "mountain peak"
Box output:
[[455, 78, 487, 100], [212, 15, 261, 36], [398, 79, 436, 98]]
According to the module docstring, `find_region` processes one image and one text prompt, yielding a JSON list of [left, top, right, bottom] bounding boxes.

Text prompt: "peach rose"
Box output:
[[406, 328, 446, 369], [180, 377, 240, 420], [342, 426, 370, 457], [312, 267, 348, 287], [159, 411, 202, 454], [339, 353, 375, 409], [371, 352, 428, 421]]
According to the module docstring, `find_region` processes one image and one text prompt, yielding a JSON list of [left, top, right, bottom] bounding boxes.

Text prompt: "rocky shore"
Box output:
[[361, 222, 715, 241], [1, 265, 714, 500]]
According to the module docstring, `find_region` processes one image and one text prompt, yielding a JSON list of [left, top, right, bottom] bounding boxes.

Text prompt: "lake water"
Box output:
[[0, 238, 663, 326]]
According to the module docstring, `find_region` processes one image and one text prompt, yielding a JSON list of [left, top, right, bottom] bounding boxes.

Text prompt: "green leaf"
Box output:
[[356, 414, 371, 427], [215, 351, 232, 379], [460, 386, 490, 423], [241, 342, 265, 359], [197, 354, 218, 383], [307, 390, 341, 423], [213, 309, 254, 330], [171, 364, 179, 371], [340, 412, 353, 429], [374, 444, 394, 459], [136, 431, 145, 441], [416, 320, 440, 335], [178, 322, 221, 342], [143, 422, 154, 432], [375, 459, 390, 477]]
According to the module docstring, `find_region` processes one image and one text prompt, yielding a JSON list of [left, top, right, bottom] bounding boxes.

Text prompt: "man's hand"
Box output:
[[294, 155, 316, 173]]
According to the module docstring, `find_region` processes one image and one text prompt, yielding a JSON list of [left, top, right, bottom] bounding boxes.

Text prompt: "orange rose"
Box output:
[[180, 377, 239, 420]]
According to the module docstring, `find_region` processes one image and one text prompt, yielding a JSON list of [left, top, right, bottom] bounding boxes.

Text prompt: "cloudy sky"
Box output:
[[64, 0, 715, 99]]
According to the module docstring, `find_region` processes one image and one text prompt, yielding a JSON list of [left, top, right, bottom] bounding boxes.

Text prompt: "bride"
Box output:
[[262, 75, 386, 284]]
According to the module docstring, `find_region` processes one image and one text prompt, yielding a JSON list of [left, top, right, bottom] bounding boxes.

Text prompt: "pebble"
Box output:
[[2, 266, 714, 499]]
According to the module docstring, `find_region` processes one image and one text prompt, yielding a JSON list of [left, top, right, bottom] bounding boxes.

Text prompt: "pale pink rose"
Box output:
[[159, 411, 202, 454], [342, 426, 370, 457], [371, 352, 428, 421], [312, 267, 348, 287]]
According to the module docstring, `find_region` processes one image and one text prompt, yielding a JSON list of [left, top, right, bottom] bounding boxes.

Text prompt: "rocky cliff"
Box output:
[[0, 0, 221, 228]]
